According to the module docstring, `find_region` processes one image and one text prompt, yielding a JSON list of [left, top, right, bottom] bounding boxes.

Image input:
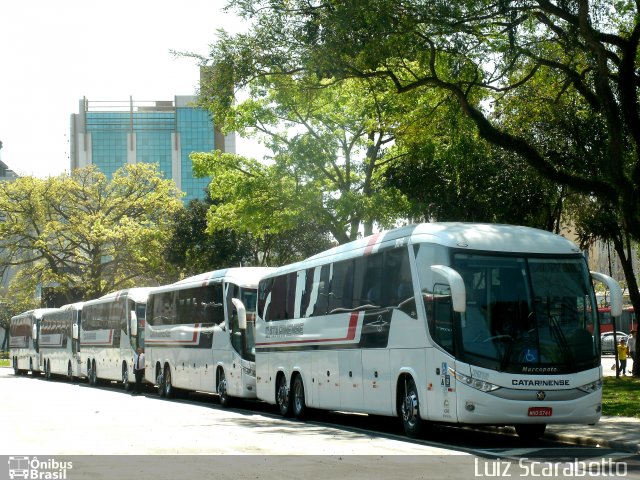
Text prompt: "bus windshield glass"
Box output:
[[425, 253, 600, 374]]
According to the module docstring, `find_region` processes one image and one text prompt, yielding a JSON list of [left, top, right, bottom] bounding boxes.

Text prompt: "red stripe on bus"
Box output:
[[364, 232, 382, 256], [256, 312, 360, 347]]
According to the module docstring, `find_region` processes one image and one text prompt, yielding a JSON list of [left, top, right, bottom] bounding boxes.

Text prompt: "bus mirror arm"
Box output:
[[590, 271, 623, 317], [231, 298, 247, 330], [430, 265, 466, 313], [130, 311, 138, 337]]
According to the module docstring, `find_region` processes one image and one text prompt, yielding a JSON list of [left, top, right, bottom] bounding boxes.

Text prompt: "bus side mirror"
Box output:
[[130, 311, 138, 337], [232, 298, 247, 330], [72, 323, 79, 340], [32, 324, 38, 341], [430, 265, 467, 313], [591, 271, 623, 317]]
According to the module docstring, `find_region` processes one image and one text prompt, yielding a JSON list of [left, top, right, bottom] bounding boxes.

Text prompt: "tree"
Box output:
[[165, 196, 255, 275], [202, 0, 640, 333], [196, 75, 411, 244], [0, 164, 183, 301]]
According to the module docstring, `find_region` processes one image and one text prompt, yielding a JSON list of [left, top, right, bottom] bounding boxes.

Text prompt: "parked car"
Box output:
[[600, 331, 629, 355]]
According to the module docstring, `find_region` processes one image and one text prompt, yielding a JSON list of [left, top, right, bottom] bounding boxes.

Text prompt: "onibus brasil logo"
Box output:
[[8, 456, 73, 479]]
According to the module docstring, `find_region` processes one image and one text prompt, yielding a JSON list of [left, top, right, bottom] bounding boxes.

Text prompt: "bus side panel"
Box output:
[[390, 348, 428, 418], [256, 351, 274, 404], [312, 350, 341, 410], [338, 350, 363, 411], [362, 349, 392, 415]]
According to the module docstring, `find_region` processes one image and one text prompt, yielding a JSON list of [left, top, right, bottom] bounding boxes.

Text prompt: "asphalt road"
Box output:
[[1, 367, 638, 480]]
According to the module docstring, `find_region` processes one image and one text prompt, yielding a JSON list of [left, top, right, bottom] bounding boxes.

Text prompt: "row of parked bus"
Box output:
[[9, 223, 623, 440]]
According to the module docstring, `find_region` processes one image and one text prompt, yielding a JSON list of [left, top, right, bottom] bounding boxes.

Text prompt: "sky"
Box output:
[[0, 0, 257, 177]]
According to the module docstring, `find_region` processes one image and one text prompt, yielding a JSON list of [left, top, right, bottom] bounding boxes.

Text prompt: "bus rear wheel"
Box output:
[[401, 377, 422, 438], [515, 424, 546, 441], [292, 375, 307, 419], [13, 358, 19, 376], [45, 360, 51, 380], [276, 374, 291, 417], [67, 362, 73, 382]]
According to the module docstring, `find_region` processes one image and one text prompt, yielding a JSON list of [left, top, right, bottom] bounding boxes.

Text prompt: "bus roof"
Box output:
[[262, 223, 582, 278], [154, 267, 276, 294], [83, 287, 153, 307]]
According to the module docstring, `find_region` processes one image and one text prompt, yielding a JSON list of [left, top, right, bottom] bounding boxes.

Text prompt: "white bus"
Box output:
[[255, 223, 622, 439], [80, 288, 151, 389], [9, 308, 58, 376], [145, 267, 274, 404], [40, 302, 84, 381]]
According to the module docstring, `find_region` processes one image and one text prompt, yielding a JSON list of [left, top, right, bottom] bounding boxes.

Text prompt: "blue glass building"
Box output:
[[70, 96, 234, 203]]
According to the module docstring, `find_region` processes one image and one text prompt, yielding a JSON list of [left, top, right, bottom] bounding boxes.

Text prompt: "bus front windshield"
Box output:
[[426, 253, 600, 374]]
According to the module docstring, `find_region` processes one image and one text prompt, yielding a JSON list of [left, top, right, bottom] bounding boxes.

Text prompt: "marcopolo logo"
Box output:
[[8, 456, 73, 480]]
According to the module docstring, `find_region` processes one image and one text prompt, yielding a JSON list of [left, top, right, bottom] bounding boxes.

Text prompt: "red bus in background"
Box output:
[[599, 306, 636, 334]]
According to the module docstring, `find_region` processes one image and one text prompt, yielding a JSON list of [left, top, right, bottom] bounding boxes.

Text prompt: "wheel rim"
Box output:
[[402, 389, 419, 428], [293, 379, 304, 414], [218, 373, 227, 403], [277, 376, 289, 413], [164, 367, 171, 396]]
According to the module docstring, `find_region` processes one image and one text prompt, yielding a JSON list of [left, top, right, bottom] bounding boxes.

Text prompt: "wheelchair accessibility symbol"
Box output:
[[523, 348, 539, 363]]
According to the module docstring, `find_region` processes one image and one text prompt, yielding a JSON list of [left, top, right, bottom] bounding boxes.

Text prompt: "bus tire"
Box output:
[[13, 358, 19, 376], [156, 364, 165, 397], [122, 362, 131, 391], [67, 361, 73, 382], [292, 374, 307, 420], [90, 360, 98, 386], [515, 424, 546, 441], [400, 377, 422, 438], [163, 364, 173, 398], [29, 358, 34, 375], [45, 360, 51, 380], [276, 373, 291, 417], [217, 368, 230, 408]]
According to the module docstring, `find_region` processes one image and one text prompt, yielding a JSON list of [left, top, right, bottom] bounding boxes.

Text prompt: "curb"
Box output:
[[543, 430, 640, 455]]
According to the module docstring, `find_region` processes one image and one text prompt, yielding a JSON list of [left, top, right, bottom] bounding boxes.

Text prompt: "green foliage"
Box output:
[[165, 196, 256, 275], [197, 74, 414, 244], [602, 376, 640, 418], [0, 164, 183, 301]]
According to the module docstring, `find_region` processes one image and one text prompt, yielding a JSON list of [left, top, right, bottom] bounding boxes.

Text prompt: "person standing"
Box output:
[[616, 338, 629, 376], [628, 330, 637, 375], [133, 347, 145, 394]]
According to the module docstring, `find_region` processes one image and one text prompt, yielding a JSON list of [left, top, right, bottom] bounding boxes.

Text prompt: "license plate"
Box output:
[[528, 407, 553, 417]]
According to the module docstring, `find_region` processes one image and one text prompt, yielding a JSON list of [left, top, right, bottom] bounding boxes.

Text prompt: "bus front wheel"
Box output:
[[217, 369, 230, 408], [122, 363, 131, 391], [401, 377, 422, 438], [163, 364, 173, 398]]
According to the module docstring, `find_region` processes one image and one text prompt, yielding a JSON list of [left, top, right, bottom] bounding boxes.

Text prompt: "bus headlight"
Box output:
[[450, 369, 501, 393], [577, 379, 602, 394]]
